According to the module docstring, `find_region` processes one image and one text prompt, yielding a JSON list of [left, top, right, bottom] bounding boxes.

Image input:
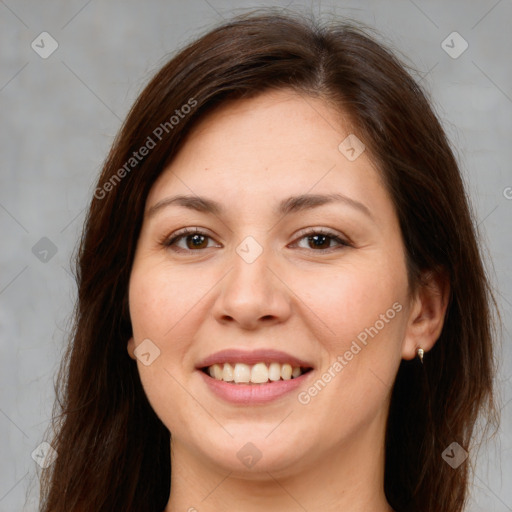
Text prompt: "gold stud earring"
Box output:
[[417, 348, 424, 364]]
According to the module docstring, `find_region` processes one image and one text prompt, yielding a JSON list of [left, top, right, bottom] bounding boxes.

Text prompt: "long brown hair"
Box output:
[[39, 10, 498, 512]]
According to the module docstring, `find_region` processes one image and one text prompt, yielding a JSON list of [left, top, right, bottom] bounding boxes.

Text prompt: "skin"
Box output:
[[127, 89, 449, 512]]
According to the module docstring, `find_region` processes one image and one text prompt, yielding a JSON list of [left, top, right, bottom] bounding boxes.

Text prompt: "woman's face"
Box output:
[[128, 89, 417, 479]]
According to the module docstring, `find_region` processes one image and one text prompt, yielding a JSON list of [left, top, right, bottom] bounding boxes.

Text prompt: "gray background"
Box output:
[[0, 0, 511, 510]]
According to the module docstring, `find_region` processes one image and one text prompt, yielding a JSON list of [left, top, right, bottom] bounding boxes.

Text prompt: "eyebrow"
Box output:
[[146, 192, 373, 220]]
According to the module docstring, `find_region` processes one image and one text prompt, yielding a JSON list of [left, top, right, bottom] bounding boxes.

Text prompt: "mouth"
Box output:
[[200, 362, 313, 384], [195, 348, 315, 393]]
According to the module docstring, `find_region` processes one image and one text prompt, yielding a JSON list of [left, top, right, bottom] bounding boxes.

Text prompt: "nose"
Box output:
[[212, 242, 292, 330]]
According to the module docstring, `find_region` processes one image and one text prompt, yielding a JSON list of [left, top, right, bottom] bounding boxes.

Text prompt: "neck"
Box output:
[[164, 409, 392, 512]]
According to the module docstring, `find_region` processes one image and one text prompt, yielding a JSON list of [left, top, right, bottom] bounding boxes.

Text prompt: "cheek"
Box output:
[[295, 272, 406, 437], [293, 256, 407, 344], [128, 264, 203, 431], [292, 256, 408, 412], [129, 261, 213, 340]]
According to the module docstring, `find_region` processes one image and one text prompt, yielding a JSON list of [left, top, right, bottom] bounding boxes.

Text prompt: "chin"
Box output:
[[193, 431, 311, 477]]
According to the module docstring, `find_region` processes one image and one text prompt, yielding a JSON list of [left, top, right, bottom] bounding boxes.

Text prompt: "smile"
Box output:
[[196, 348, 315, 404], [202, 362, 312, 384]]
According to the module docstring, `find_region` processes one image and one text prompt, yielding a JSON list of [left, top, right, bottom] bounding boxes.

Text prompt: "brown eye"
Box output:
[[293, 229, 350, 251], [163, 228, 220, 252], [183, 233, 209, 250], [306, 233, 331, 250]]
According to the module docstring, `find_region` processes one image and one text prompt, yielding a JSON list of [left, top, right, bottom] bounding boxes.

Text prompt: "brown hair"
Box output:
[[39, 10, 498, 512]]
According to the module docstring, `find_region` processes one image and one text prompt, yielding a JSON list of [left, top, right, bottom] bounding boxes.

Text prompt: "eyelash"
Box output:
[[160, 227, 352, 253]]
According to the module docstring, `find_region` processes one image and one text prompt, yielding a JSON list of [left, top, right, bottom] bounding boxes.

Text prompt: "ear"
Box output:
[[402, 268, 450, 360], [127, 336, 137, 360]]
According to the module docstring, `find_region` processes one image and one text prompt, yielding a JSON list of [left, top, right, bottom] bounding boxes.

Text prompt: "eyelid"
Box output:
[[161, 227, 221, 250], [161, 226, 352, 252], [290, 227, 352, 249]]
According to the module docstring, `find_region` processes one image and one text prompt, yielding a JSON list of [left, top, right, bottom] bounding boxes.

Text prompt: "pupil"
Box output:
[[310, 234, 328, 249], [188, 234, 206, 249]]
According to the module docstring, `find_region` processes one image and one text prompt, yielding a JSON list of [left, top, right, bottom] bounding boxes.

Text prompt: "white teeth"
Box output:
[[281, 363, 292, 380], [233, 363, 251, 383], [251, 362, 269, 383], [222, 362, 234, 382], [268, 362, 281, 381], [206, 362, 307, 384], [209, 364, 223, 380]]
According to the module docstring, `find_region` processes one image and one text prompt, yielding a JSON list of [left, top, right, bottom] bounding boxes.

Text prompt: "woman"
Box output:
[[39, 11, 498, 512]]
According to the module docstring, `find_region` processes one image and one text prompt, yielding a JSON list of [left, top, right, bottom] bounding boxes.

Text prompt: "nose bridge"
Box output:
[[214, 234, 291, 327], [233, 235, 271, 292]]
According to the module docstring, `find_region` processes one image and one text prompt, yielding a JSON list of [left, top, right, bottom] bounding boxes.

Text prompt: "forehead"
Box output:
[[174, 89, 356, 166], [146, 89, 386, 215]]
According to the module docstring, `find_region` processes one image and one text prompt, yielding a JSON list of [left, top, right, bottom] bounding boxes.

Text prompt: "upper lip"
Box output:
[[196, 349, 315, 369]]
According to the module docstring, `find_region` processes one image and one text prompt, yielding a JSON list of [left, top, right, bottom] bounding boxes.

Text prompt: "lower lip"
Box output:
[[198, 370, 313, 405]]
